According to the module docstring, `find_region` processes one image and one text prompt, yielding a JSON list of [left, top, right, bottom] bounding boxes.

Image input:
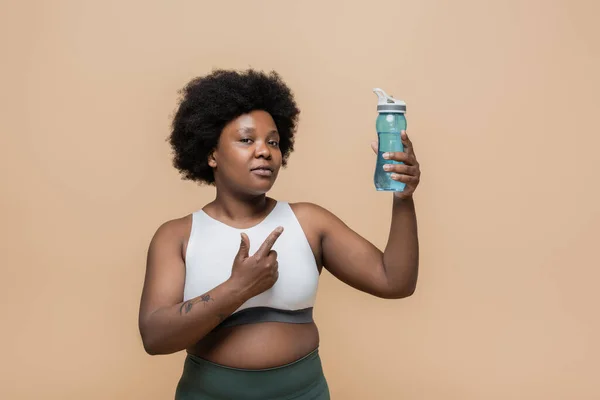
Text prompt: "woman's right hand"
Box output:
[[229, 227, 284, 299]]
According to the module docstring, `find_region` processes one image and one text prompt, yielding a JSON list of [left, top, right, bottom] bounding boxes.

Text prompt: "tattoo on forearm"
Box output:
[[179, 302, 192, 314], [200, 294, 214, 305], [179, 293, 215, 315]]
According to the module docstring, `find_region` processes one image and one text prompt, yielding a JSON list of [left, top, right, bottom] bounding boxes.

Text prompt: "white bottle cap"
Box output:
[[373, 88, 406, 113]]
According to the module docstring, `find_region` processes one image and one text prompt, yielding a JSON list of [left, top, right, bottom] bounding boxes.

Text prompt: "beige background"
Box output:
[[2, 0, 599, 399]]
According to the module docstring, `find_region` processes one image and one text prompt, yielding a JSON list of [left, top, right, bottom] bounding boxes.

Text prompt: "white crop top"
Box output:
[[183, 201, 320, 328]]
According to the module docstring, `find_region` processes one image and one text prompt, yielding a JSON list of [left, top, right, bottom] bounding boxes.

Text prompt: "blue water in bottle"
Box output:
[[373, 88, 407, 191]]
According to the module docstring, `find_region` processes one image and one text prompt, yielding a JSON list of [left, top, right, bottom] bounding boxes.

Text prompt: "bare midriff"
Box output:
[[188, 321, 320, 369]]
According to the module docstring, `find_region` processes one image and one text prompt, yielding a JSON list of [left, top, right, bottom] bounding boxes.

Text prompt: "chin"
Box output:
[[226, 171, 279, 196], [230, 179, 273, 197], [250, 182, 275, 195]]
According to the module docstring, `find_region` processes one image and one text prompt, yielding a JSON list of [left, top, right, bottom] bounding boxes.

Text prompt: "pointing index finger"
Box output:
[[255, 226, 284, 257]]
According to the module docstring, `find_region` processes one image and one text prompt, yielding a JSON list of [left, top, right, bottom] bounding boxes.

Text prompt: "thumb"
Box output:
[[370, 140, 378, 154], [237, 233, 250, 260]]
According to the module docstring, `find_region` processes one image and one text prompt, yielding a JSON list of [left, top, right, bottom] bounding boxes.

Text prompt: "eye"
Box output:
[[240, 138, 253, 144], [268, 140, 279, 147]]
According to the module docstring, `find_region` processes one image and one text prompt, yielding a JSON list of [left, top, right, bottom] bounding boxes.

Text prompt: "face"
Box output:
[[209, 110, 282, 196]]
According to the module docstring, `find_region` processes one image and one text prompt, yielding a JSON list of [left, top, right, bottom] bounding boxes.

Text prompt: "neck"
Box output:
[[210, 187, 272, 222]]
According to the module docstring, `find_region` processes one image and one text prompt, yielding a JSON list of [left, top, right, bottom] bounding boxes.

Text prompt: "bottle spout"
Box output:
[[373, 88, 393, 104], [373, 88, 406, 113], [373, 88, 404, 105]]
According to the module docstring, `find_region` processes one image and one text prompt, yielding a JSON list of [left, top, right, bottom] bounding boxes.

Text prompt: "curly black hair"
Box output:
[[168, 69, 301, 185]]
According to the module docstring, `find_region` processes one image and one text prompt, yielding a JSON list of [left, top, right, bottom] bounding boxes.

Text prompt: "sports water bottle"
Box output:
[[373, 88, 407, 192]]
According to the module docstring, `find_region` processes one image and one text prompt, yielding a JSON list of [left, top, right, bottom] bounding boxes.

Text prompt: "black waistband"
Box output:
[[216, 306, 314, 329]]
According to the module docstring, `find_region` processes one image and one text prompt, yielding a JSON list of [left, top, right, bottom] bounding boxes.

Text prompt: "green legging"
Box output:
[[175, 348, 330, 399]]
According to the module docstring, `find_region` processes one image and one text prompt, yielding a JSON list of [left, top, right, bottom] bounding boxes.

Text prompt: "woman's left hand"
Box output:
[[371, 130, 421, 200]]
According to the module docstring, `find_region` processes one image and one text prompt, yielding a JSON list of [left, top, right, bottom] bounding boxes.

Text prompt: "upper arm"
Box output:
[[138, 217, 190, 329], [293, 203, 393, 298]]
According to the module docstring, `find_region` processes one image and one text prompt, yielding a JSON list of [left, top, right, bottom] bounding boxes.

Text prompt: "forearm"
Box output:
[[140, 279, 249, 355], [382, 196, 419, 297]]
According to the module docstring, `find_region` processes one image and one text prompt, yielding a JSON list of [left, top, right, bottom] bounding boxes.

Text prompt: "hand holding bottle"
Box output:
[[371, 130, 421, 199]]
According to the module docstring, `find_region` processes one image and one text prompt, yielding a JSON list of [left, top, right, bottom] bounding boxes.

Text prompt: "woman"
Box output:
[[138, 69, 421, 399]]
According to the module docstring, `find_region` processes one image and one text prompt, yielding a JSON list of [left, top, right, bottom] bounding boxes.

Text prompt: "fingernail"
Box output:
[[383, 153, 390, 159], [383, 164, 392, 171], [276, 226, 284, 233], [391, 173, 399, 180]]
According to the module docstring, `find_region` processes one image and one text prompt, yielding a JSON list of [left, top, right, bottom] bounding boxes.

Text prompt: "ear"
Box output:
[[208, 150, 217, 168]]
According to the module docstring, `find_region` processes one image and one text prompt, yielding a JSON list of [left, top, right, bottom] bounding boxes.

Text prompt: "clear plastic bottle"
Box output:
[[373, 88, 407, 192]]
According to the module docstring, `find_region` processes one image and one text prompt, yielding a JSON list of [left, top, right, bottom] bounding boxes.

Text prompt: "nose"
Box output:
[[255, 140, 272, 159]]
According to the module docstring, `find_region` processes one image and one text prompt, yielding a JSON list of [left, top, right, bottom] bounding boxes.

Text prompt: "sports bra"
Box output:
[[183, 201, 320, 329]]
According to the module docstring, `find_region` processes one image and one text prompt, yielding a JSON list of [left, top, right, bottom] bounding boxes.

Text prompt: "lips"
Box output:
[[250, 166, 274, 177]]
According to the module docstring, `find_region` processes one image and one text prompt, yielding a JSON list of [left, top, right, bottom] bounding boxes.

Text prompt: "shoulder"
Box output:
[[288, 201, 352, 231], [288, 201, 333, 219], [148, 214, 194, 250], [288, 201, 340, 233]]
